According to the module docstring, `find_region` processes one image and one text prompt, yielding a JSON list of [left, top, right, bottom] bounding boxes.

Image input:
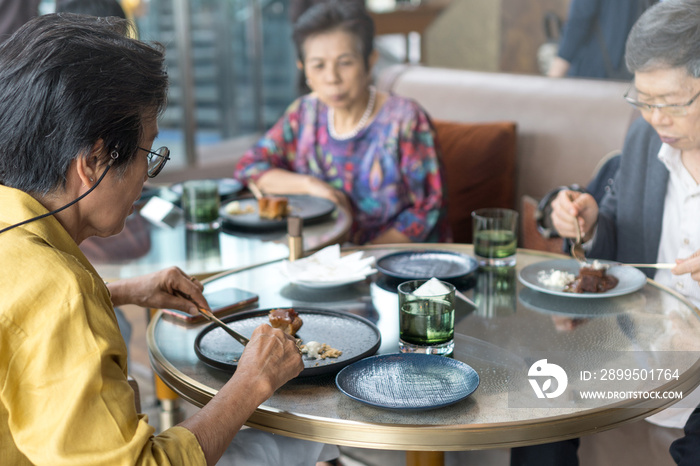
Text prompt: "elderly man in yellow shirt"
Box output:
[[0, 13, 304, 466]]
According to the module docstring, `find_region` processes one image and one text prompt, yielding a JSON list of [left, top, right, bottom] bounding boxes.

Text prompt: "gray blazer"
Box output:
[[590, 117, 665, 278]]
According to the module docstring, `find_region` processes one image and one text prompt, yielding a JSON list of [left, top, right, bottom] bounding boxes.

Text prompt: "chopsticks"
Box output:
[[247, 180, 263, 200], [173, 290, 250, 346], [623, 263, 676, 269]]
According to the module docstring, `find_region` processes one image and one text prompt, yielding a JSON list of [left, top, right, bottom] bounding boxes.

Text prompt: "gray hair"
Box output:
[[626, 0, 700, 78]]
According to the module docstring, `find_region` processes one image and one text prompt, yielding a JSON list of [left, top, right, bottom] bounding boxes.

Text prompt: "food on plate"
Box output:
[[258, 196, 289, 220], [224, 200, 255, 215], [565, 263, 619, 293], [537, 260, 619, 293], [300, 340, 342, 359], [268, 308, 303, 336], [537, 269, 576, 288]]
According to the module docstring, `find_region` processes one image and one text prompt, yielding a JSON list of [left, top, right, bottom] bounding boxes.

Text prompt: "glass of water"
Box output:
[[472, 208, 518, 266], [398, 278, 456, 356], [181, 180, 221, 231]]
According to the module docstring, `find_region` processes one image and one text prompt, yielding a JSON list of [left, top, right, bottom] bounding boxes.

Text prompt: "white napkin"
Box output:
[[282, 244, 376, 284]]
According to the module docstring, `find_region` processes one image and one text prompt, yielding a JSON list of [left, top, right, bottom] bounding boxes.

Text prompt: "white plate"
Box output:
[[282, 246, 376, 289], [290, 275, 373, 289], [518, 259, 647, 298]]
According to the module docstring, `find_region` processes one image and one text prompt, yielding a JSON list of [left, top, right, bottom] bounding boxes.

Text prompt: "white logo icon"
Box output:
[[528, 359, 568, 399]]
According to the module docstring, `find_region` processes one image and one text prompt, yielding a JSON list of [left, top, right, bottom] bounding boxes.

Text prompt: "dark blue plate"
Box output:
[[219, 194, 336, 232], [335, 353, 479, 410], [194, 307, 381, 377], [375, 250, 478, 281]]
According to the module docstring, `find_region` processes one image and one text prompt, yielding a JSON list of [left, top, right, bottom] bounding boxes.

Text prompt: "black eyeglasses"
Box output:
[[139, 146, 170, 178], [624, 87, 700, 117]]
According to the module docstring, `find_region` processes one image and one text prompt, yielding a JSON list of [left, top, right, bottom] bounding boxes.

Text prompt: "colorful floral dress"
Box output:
[[234, 93, 448, 244]]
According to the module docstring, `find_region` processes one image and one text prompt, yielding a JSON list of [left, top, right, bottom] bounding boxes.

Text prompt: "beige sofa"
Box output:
[[376, 64, 638, 203]]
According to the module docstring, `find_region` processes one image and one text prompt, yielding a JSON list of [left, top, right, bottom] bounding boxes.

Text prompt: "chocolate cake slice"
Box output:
[[566, 265, 619, 293]]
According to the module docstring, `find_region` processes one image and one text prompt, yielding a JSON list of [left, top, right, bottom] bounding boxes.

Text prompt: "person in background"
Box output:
[[0, 14, 303, 465], [289, 0, 366, 95], [234, 0, 448, 245], [0, 0, 40, 44], [548, 0, 656, 80], [538, 1, 700, 464]]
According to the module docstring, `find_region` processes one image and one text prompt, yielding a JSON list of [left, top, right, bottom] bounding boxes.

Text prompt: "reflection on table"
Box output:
[[148, 245, 700, 455], [83, 199, 352, 280]]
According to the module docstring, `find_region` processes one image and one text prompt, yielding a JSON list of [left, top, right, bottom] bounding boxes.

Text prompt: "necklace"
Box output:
[[327, 86, 376, 140]]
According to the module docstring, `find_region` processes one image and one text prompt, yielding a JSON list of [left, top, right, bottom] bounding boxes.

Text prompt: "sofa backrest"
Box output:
[[377, 65, 638, 203]]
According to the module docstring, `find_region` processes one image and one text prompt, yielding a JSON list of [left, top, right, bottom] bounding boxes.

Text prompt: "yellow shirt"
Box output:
[[0, 186, 205, 466]]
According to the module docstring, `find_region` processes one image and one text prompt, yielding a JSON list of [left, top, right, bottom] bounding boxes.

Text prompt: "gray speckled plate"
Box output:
[[518, 259, 647, 298], [376, 250, 478, 281], [194, 308, 380, 377], [335, 353, 479, 410]]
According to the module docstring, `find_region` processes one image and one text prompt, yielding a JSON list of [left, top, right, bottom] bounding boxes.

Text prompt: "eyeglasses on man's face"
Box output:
[[624, 87, 700, 117], [139, 146, 170, 178]]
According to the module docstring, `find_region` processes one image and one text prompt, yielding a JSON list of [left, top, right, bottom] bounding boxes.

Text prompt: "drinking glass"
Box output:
[[474, 265, 517, 317], [472, 208, 518, 266], [182, 180, 221, 231], [398, 279, 456, 355]]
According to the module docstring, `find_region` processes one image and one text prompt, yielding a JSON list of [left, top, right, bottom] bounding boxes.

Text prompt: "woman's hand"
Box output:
[[672, 250, 700, 284], [303, 175, 353, 214], [256, 169, 353, 215], [106, 266, 207, 315], [550, 190, 599, 241]]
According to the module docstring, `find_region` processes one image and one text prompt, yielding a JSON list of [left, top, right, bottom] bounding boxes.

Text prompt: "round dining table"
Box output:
[[147, 244, 700, 465], [85, 195, 352, 281]]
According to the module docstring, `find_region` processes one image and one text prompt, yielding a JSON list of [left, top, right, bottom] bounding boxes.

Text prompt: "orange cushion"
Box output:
[[521, 195, 565, 253], [434, 120, 517, 244]]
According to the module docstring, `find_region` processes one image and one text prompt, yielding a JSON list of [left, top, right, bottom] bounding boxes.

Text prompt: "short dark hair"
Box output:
[[626, 0, 700, 78], [55, 0, 127, 19], [0, 14, 167, 196], [292, 0, 374, 69]]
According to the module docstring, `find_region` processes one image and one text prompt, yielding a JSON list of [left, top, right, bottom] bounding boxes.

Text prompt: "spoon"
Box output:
[[174, 290, 250, 346], [455, 290, 477, 308], [567, 193, 587, 264]]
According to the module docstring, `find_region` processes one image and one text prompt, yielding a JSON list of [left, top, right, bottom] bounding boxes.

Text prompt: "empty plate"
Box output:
[[335, 353, 479, 410], [375, 250, 478, 281]]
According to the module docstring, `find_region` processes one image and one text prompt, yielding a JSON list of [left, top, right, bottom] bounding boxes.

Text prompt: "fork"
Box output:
[[567, 193, 587, 264]]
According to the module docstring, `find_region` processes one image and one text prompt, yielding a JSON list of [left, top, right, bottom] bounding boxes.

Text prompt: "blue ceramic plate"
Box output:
[[375, 250, 478, 281], [518, 259, 647, 298], [335, 353, 479, 410]]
